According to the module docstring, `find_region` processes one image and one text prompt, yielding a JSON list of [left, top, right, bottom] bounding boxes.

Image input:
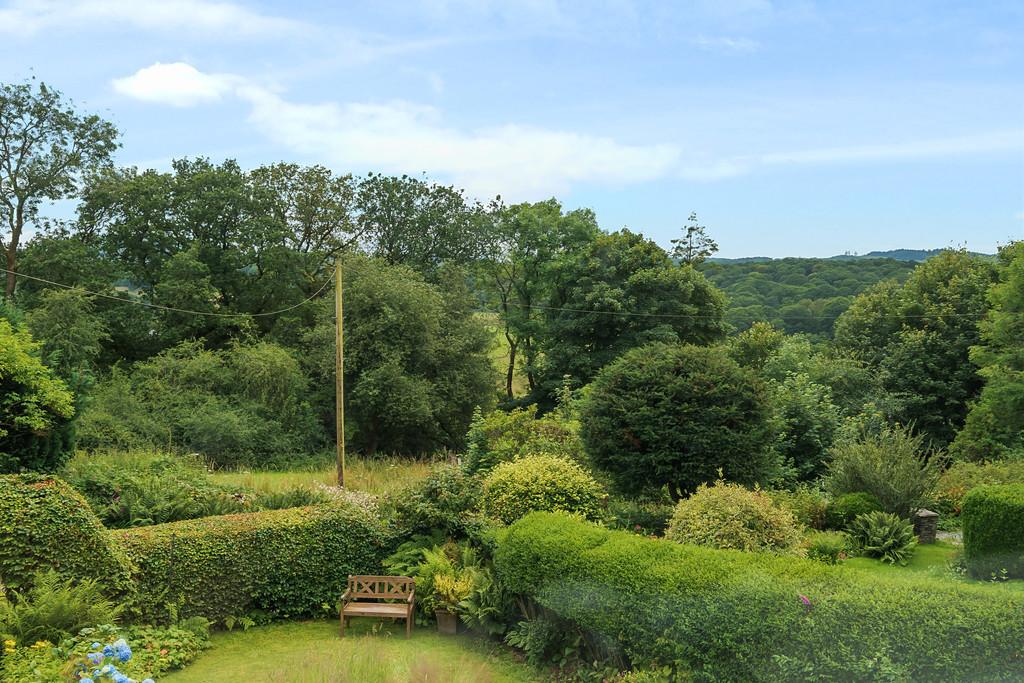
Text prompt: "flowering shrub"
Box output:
[[74, 637, 154, 683]]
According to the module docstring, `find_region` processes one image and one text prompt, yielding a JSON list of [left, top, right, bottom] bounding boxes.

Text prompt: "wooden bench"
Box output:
[[340, 575, 415, 638]]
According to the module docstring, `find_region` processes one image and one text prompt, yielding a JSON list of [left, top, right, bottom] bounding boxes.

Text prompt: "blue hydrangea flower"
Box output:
[[80, 679, 95, 683], [142, 679, 155, 683], [103, 645, 115, 658], [91, 642, 102, 650]]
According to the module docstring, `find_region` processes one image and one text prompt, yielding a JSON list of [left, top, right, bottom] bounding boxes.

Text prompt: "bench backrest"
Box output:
[[348, 575, 414, 600]]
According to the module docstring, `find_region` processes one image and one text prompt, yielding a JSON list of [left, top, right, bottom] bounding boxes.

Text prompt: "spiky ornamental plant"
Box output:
[[849, 511, 918, 565]]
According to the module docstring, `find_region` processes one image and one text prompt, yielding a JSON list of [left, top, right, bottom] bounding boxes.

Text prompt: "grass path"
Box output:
[[163, 620, 541, 683]]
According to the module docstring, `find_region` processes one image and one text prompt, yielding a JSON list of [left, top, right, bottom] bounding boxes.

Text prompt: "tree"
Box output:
[[25, 288, 109, 383], [952, 241, 1024, 460], [670, 212, 718, 265], [541, 230, 727, 399], [482, 199, 600, 397], [769, 373, 841, 482], [0, 80, 119, 298], [580, 343, 776, 498], [0, 319, 75, 472]]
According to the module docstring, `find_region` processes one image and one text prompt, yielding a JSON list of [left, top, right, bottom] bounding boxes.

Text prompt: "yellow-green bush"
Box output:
[[497, 512, 1024, 681], [666, 481, 803, 554], [0, 475, 133, 595], [114, 502, 392, 623], [482, 455, 604, 525], [934, 460, 1024, 517]]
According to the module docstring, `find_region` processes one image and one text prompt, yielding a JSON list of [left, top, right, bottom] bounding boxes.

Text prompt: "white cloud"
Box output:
[[0, 0, 302, 36], [690, 35, 760, 53], [112, 63, 238, 107]]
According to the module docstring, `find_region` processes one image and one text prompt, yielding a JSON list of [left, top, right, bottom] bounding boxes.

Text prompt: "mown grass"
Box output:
[[209, 456, 433, 498], [844, 541, 1024, 591], [163, 620, 541, 683]]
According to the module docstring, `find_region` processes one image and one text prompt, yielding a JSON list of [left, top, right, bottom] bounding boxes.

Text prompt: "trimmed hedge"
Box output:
[[497, 512, 1024, 682], [963, 484, 1024, 579], [0, 475, 133, 594], [114, 502, 392, 623]]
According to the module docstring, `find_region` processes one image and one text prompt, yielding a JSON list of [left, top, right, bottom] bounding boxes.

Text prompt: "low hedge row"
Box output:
[[114, 502, 393, 623], [963, 484, 1024, 579], [496, 512, 1024, 682], [0, 475, 134, 595]]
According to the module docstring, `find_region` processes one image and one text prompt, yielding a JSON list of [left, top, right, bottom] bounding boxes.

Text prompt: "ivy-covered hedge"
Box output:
[[114, 502, 393, 623], [0, 475, 133, 594], [496, 512, 1024, 682], [963, 484, 1024, 579]]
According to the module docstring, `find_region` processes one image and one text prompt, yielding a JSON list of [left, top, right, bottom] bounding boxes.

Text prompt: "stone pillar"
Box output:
[[913, 508, 938, 544]]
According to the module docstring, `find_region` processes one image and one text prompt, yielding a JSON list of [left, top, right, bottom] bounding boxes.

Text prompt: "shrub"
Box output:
[[962, 484, 1024, 579], [848, 511, 917, 565], [825, 425, 941, 518], [482, 455, 604, 525], [823, 492, 883, 530], [389, 464, 483, 538], [0, 475, 133, 594], [114, 502, 392, 623], [606, 496, 674, 536], [496, 512, 1024, 681], [581, 343, 776, 497], [0, 571, 121, 645], [463, 405, 584, 475], [933, 460, 1024, 517], [802, 531, 850, 564], [665, 481, 803, 554], [766, 486, 828, 530]]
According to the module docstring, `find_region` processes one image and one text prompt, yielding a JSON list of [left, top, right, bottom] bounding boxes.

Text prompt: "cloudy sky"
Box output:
[[1, 0, 1022, 257]]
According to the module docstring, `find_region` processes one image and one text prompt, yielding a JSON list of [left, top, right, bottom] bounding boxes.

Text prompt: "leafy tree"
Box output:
[[728, 321, 786, 370], [25, 288, 109, 384], [0, 319, 75, 471], [482, 199, 599, 397], [580, 343, 776, 498], [769, 373, 841, 482], [0, 80, 119, 298], [302, 257, 495, 456], [952, 241, 1024, 460], [670, 212, 718, 265], [541, 230, 727, 399], [834, 250, 997, 446]]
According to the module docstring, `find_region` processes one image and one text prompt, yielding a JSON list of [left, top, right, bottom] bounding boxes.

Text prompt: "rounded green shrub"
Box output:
[[482, 455, 604, 525], [665, 481, 803, 553], [802, 530, 850, 564], [848, 511, 917, 565], [824, 492, 883, 530], [0, 475, 133, 595], [580, 343, 775, 497], [962, 484, 1024, 579]]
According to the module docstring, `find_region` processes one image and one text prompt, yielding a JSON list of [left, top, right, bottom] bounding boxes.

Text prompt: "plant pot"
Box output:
[[435, 608, 458, 635]]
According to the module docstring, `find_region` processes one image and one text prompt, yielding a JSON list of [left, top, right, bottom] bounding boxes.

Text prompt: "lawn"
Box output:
[[844, 540, 1024, 591], [209, 456, 433, 497], [163, 620, 542, 683]]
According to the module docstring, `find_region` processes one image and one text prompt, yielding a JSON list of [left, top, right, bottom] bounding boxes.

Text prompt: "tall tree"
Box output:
[[670, 212, 718, 265], [0, 80, 119, 298]]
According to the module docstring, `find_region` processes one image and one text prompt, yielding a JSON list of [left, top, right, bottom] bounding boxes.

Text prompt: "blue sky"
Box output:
[[1, 0, 1022, 257]]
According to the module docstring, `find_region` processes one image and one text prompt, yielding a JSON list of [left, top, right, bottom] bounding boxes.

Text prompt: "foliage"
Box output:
[[848, 511, 918, 565], [670, 212, 718, 266], [952, 241, 1024, 461], [727, 321, 786, 370], [0, 475, 133, 594], [933, 459, 1024, 517], [0, 319, 75, 472], [825, 425, 942, 519], [77, 340, 324, 468], [834, 250, 997, 446], [802, 531, 850, 565], [581, 343, 776, 497], [25, 287, 109, 385], [766, 486, 828, 530], [823, 492, 883, 530], [463, 404, 583, 475], [496, 512, 1024, 682], [701, 257, 916, 337], [768, 373, 841, 482], [605, 496, 675, 536], [0, 571, 120, 645], [389, 464, 483, 538], [0, 80, 119, 299], [302, 256, 495, 456], [540, 230, 727, 399], [962, 484, 1024, 579], [114, 501, 391, 624], [481, 455, 605, 525], [665, 481, 803, 554]]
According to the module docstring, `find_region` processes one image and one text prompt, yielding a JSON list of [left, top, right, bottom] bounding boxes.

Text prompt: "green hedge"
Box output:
[[963, 484, 1024, 579], [114, 502, 392, 623], [496, 512, 1024, 682], [0, 475, 133, 595]]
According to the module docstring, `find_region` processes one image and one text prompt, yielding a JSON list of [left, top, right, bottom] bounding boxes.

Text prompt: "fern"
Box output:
[[849, 511, 918, 565]]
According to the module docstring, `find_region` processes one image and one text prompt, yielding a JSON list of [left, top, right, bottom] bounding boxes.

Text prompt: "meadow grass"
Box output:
[[208, 456, 432, 497], [163, 619, 541, 683]]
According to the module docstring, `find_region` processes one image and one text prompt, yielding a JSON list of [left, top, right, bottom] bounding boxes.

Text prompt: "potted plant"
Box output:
[[432, 573, 473, 635]]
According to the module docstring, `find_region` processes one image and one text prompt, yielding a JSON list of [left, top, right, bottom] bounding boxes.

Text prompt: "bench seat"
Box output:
[[340, 575, 415, 638]]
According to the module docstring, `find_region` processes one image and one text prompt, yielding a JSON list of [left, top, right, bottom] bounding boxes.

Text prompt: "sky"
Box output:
[[1, 0, 1022, 258]]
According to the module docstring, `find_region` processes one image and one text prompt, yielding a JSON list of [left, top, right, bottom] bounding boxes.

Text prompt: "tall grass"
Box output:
[[209, 456, 432, 497]]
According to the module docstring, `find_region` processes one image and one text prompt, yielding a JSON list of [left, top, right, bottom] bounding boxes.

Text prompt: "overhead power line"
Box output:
[[1, 267, 333, 318]]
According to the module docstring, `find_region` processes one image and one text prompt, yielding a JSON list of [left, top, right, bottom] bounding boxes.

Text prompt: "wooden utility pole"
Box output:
[[335, 259, 346, 488]]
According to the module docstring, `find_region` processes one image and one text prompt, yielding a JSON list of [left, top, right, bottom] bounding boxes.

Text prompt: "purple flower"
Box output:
[[798, 594, 813, 611]]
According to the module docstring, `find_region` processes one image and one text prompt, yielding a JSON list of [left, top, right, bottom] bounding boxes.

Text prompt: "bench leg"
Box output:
[[340, 612, 345, 638], [406, 614, 412, 639]]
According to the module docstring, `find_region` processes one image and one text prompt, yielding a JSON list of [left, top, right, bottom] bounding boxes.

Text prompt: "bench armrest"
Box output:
[[407, 589, 415, 604], [341, 589, 351, 606]]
